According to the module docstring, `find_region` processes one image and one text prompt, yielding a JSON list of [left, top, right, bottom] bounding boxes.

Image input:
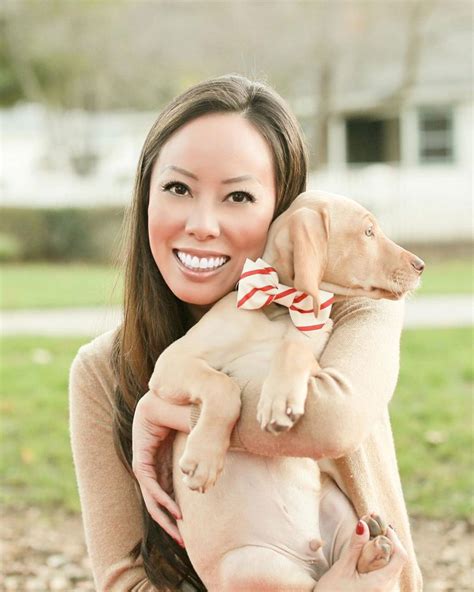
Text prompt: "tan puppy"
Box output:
[[149, 189, 424, 589]]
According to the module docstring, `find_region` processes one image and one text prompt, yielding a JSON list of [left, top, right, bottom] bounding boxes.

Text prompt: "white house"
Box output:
[[0, 104, 156, 210], [300, 82, 473, 243], [1, 85, 472, 244]]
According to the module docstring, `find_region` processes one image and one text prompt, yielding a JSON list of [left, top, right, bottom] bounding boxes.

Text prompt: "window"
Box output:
[[418, 108, 454, 163], [346, 117, 400, 165]]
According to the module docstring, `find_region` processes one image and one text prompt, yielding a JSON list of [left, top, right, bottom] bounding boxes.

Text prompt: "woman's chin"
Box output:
[[172, 274, 238, 306]]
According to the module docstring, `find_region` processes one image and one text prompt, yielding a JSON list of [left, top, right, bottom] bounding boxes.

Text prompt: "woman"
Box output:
[[69, 74, 421, 591]]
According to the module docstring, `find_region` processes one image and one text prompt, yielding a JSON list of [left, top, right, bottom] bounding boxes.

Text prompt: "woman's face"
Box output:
[[148, 112, 277, 318]]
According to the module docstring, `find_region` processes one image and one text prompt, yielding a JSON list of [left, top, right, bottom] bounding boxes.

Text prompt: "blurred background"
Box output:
[[0, 0, 472, 590]]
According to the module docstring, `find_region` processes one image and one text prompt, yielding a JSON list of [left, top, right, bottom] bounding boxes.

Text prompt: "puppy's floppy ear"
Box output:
[[273, 206, 329, 316]]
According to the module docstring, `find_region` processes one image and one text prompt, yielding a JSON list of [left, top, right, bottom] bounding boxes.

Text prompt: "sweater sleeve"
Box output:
[[226, 295, 405, 459], [69, 333, 158, 592]]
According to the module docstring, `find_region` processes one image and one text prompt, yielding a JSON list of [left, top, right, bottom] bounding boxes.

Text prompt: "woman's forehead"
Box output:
[[153, 114, 275, 185]]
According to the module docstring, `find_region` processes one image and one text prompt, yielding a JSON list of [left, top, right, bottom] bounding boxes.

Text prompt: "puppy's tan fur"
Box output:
[[149, 190, 423, 590]]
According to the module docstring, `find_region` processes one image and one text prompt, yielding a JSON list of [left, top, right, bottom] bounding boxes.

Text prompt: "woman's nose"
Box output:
[[185, 204, 221, 240]]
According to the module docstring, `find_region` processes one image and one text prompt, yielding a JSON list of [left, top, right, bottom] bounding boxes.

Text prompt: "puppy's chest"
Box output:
[[220, 310, 333, 389], [261, 303, 333, 355]]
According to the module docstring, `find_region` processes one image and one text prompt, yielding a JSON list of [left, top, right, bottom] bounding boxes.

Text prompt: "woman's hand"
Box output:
[[132, 391, 191, 546], [315, 520, 408, 592]]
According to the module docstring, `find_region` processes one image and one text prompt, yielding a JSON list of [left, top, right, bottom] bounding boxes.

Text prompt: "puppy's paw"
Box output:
[[178, 437, 226, 493], [357, 513, 393, 573], [257, 385, 305, 435]]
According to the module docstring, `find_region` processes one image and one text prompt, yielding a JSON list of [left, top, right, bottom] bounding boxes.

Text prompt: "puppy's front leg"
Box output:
[[150, 350, 241, 493], [257, 339, 320, 435]]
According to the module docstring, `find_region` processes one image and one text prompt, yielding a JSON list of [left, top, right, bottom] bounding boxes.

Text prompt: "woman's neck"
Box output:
[[187, 303, 212, 322]]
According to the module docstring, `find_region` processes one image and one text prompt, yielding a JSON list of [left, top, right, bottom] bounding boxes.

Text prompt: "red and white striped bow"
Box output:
[[236, 257, 334, 336]]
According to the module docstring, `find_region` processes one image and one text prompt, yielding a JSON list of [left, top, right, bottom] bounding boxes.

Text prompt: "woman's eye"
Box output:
[[228, 191, 256, 204], [365, 225, 374, 237], [161, 181, 189, 196]]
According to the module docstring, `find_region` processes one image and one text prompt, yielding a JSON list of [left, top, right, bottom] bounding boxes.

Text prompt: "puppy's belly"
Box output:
[[319, 471, 359, 563], [173, 432, 357, 583]]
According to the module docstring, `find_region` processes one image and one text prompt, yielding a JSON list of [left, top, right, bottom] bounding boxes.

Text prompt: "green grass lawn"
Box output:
[[418, 259, 473, 294], [0, 336, 87, 512], [394, 327, 473, 519], [0, 258, 472, 310], [1, 263, 123, 309], [0, 328, 472, 519]]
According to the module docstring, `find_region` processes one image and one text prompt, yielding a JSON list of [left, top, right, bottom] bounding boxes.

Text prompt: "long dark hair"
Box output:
[[111, 73, 310, 590]]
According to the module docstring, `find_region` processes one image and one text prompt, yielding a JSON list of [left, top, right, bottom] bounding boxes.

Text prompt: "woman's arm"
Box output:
[[69, 341, 159, 591], [145, 297, 404, 466], [212, 295, 405, 459]]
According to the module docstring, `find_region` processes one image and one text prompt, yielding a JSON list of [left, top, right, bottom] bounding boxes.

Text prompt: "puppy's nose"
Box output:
[[411, 256, 425, 273]]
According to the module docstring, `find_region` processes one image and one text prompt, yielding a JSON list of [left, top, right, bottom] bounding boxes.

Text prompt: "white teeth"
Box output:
[[176, 251, 228, 271]]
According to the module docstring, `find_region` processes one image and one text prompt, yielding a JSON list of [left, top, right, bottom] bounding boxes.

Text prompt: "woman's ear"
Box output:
[[272, 206, 329, 316]]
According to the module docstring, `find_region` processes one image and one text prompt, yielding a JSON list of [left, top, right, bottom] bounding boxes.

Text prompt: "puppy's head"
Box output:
[[263, 190, 425, 305]]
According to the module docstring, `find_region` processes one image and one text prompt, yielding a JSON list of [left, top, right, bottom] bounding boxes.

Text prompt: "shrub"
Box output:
[[0, 207, 126, 263], [0, 233, 23, 262]]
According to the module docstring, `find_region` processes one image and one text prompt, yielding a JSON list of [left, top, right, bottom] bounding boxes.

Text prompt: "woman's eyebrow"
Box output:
[[160, 165, 261, 185]]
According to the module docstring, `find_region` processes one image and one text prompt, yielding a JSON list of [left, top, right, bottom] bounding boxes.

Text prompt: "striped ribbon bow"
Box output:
[[236, 257, 334, 336]]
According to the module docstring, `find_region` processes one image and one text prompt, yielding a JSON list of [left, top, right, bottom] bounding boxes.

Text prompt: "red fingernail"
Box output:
[[356, 520, 365, 535]]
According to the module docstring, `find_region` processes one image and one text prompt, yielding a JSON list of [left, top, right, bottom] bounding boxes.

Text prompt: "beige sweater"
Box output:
[[69, 296, 423, 591]]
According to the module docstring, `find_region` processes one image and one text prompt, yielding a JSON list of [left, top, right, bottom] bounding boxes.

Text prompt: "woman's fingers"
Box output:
[[135, 457, 183, 542], [133, 436, 184, 541], [142, 489, 184, 546], [137, 466, 181, 519], [339, 519, 370, 570], [356, 525, 408, 587]]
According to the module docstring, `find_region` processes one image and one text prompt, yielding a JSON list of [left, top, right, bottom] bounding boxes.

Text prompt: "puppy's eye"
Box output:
[[365, 225, 374, 237]]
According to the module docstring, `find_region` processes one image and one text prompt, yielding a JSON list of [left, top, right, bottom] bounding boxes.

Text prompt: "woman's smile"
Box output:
[[173, 248, 231, 281]]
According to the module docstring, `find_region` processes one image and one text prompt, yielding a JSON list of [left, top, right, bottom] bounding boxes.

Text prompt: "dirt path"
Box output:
[[0, 508, 472, 591]]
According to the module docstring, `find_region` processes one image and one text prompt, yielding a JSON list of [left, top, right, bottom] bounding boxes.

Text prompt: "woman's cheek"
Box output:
[[240, 219, 272, 256], [148, 203, 180, 243]]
